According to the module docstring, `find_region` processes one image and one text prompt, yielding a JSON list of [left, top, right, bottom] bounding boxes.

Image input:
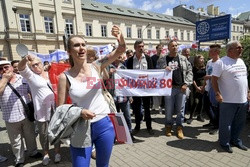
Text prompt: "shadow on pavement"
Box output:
[[0, 126, 6, 132], [0, 145, 72, 167], [166, 138, 218, 152]]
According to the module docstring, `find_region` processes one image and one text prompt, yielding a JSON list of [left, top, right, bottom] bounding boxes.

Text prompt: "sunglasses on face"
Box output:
[[0, 65, 10, 71]]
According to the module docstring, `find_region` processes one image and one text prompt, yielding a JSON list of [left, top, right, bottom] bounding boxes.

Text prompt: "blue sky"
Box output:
[[93, 0, 250, 18]]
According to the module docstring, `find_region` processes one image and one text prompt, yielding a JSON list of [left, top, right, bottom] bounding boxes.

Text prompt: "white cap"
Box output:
[[0, 60, 11, 66]]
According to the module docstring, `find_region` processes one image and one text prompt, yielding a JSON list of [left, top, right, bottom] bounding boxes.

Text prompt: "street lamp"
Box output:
[[12, 6, 21, 43], [142, 22, 151, 40]]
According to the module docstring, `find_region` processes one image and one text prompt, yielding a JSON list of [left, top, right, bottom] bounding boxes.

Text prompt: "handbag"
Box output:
[[108, 112, 133, 144], [92, 63, 117, 113], [7, 83, 35, 122]]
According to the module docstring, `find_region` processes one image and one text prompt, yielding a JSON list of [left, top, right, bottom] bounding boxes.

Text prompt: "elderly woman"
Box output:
[[57, 25, 125, 167], [18, 56, 60, 166]]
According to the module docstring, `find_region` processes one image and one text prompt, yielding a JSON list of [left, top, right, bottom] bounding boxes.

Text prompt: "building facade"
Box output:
[[173, 4, 248, 42], [0, 0, 196, 60]]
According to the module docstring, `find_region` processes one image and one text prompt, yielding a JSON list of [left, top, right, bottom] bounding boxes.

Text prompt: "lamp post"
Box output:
[[142, 23, 151, 40], [12, 7, 21, 44]]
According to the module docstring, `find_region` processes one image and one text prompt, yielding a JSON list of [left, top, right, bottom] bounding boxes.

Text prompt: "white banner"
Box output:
[[114, 69, 173, 96]]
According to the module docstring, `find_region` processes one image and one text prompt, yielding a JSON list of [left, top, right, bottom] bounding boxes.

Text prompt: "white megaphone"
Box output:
[[16, 44, 28, 58]]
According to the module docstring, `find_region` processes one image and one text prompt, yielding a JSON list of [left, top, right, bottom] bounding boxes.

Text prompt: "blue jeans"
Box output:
[[70, 116, 115, 167], [116, 101, 132, 132], [219, 102, 248, 147], [165, 88, 186, 126]]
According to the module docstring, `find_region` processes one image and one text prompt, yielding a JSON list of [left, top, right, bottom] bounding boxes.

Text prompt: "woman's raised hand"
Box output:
[[111, 25, 122, 42]]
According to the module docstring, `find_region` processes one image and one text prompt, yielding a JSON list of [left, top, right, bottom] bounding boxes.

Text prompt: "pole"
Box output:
[[142, 23, 151, 40], [12, 7, 21, 44]]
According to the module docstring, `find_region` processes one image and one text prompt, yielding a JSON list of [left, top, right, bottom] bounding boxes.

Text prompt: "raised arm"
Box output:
[[98, 25, 126, 71], [0, 71, 13, 95], [18, 56, 29, 71]]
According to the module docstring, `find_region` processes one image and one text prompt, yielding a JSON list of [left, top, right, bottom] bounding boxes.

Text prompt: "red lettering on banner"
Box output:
[[86, 77, 96, 89], [159, 79, 166, 88], [166, 79, 172, 88]]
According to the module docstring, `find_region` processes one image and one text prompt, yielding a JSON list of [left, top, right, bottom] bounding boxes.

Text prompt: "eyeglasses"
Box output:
[[232, 46, 244, 50], [31, 62, 41, 68], [0, 65, 10, 71]]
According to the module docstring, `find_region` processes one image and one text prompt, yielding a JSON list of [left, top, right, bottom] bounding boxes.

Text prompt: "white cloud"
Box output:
[[164, 8, 173, 16], [140, 0, 176, 11], [228, 7, 236, 12], [112, 0, 135, 8]]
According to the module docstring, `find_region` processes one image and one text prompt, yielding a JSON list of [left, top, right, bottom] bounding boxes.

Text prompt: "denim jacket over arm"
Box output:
[[48, 104, 91, 148]]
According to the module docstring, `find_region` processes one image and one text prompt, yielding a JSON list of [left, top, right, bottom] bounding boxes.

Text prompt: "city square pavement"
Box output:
[[1, 110, 250, 167]]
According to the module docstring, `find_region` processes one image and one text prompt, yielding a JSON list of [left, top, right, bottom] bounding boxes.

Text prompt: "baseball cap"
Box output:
[[0, 60, 11, 66]]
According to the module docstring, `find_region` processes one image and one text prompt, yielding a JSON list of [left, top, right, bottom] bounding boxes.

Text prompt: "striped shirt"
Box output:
[[0, 74, 30, 123]]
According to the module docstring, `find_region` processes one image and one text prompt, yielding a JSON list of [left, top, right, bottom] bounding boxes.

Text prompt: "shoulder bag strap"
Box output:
[[47, 83, 55, 94], [92, 63, 109, 92], [7, 83, 28, 108]]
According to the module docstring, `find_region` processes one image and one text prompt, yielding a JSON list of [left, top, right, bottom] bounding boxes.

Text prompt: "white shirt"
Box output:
[[212, 56, 248, 103], [65, 64, 110, 123], [19, 66, 55, 122], [205, 59, 219, 92], [133, 54, 148, 70]]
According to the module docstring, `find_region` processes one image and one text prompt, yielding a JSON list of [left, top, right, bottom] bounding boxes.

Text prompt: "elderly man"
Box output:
[[18, 56, 61, 165], [158, 40, 193, 139], [0, 61, 42, 167], [212, 41, 250, 153]]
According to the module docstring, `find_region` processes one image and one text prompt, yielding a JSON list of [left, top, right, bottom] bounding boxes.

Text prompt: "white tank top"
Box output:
[[65, 64, 110, 122]]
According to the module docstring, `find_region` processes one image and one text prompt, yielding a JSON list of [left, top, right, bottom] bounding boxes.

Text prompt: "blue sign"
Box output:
[[196, 14, 231, 42]]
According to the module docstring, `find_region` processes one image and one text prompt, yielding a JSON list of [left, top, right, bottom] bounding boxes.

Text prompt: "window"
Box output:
[[101, 25, 107, 37], [181, 32, 184, 40], [127, 27, 131, 38], [233, 36, 235, 40], [44, 16, 53, 33], [156, 30, 160, 39], [49, 50, 55, 54], [233, 26, 235, 31], [165, 30, 169, 38], [86, 23, 92, 36], [19, 14, 31, 32], [65, 19, 73, 36], [187, 32, 190, 41], [174, 31, 177, 38], [237, 26, 239, 32], [137, 28, 142, 38], [63, 0, 71, 2], [147, 29, 151, 39], [193, 33, 196, 40], [236, 36, 239, 40]]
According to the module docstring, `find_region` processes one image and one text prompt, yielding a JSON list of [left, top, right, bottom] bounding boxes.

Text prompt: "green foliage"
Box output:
[[240, 37, 250, 86]]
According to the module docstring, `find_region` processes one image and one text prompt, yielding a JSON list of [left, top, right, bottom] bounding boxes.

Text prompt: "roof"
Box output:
[[82, 0, 194, 26], [237, 11, 250, 21]]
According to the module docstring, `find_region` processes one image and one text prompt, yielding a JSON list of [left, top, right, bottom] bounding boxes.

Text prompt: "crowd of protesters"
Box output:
[[0, 25, 249, 167]]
